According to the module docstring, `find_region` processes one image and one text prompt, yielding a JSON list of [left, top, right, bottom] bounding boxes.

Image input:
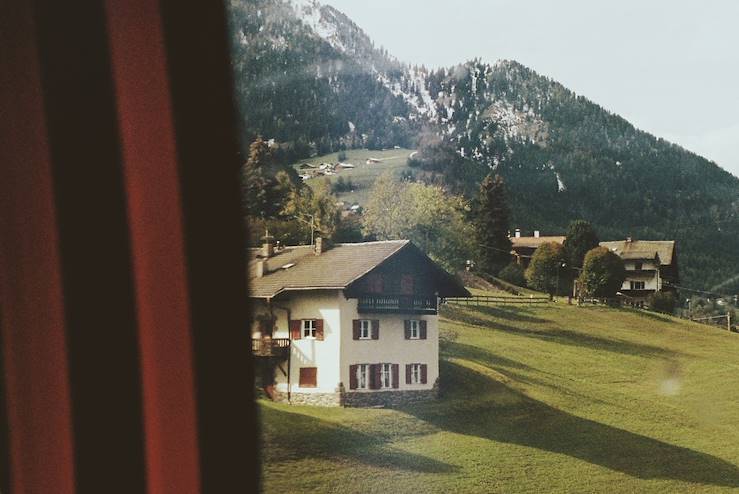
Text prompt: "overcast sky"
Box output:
[[327, 0, 739, 178]]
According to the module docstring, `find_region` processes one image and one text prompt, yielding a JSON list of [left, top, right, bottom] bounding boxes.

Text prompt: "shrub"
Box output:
[[498, 263, 526, 287], [647, 291, 677, 314], [337, 150, 347, 162], [578, 247, 626, 298], [525, 242, 567, 296]]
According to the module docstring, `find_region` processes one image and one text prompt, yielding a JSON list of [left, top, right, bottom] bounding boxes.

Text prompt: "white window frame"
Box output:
[[359, 319, 371, 340], [410, 363, 421, 384], [380, 363, 392, 389], [630, 281, 645, 290], [302, 319, 317, 339], [409, 320, 420, 339], [356, 364, 369, 389]]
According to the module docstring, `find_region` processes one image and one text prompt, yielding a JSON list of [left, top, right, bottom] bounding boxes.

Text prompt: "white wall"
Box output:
[[339, 295, 438, 392], [272, 292, 342, 395]]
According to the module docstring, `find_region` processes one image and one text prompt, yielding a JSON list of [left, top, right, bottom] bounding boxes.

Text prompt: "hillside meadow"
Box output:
[[294, 148, 414, 206], [258, 299, 739, 493]]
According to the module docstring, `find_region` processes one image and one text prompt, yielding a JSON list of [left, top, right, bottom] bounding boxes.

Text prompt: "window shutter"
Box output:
[[352, 320, 360, 340], [299, 367, 317, 387], [315, 319, 324, 340], [405, 364, 412, 384], [349, 365, 358, 390], [404, 320, 411, 339], [400, 274, 414, 295], [392, 364, 399, 388], [371, 320, 380, 340], [290, 320, 301, 340], [421, 364, 427, 384], [419, 320, 427, 340], [369, 364, 379, 390]]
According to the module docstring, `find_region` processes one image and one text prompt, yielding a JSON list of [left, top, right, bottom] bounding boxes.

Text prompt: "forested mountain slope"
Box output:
[[228, 0, 739, 293]]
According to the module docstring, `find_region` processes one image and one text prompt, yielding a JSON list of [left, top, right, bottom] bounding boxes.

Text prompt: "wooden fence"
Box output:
[[444, 295, 550, 306]]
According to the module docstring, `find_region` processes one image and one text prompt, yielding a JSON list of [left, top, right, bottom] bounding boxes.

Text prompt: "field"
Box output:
[[294, 148, 415, 206], [259, 295, 739, 493]]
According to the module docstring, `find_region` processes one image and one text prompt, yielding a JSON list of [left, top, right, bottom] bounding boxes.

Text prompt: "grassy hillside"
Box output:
[[259, 298, 739, 493], [295, 148, 414, 205]]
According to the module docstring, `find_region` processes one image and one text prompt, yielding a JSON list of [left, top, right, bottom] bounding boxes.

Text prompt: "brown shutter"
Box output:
[[315, 319, 324, 340], [299, 367, 317, 387], [405, 364, 412, 384], [352, 320, 360, 340], [404, 320, 411, 339], [371, 320, 379, 340], [290, 320, 301, 340], [400, 274, 414, 295], [421, 364, 427, 384], [420, 320, 427, 340], [349, 365, 358, 390], [392, 364, 399, 388], [369, 364, 379, 390]]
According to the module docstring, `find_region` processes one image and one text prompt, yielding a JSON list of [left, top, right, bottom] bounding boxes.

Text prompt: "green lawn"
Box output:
[[259, 298, 739, 493], [294, 148, 415, 206]]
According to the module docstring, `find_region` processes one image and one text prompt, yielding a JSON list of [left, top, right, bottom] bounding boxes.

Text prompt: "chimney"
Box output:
[[534, 230, 540, 238], [262, 234, 275, 258], [315, 237, 326, 256], [515, 229, 521, 238], [256, 259, 266, 278]]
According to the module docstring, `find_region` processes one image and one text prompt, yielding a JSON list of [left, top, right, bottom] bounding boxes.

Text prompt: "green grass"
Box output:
[[294, 148, 415, 206], [259, 296, 739, 493]]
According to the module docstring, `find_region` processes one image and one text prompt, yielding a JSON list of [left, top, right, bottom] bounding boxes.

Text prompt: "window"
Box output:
[[634, 262, 643, 271], [409, 320, 420, 339], [409, 363, 421, 384], [630, 281, 646, 290], [359, 319, 371, 339], [355, 364, 369, 389], [299, 367, 317, 387], [302, 319, 317, 339], [380, 363, 392, 389]]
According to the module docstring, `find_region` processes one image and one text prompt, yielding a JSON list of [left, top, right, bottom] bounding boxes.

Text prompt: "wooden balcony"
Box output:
[[357, 295, 438, 315], [251, 337, 290, 358]]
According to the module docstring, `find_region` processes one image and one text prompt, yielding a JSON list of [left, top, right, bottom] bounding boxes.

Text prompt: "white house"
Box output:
[[601, 239, 679, 306], [248, 238, 469, 407]]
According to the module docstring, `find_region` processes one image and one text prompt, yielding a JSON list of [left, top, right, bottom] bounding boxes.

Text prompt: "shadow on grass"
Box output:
[[260, 405, 457, 474], [406, 359, 739, 488], [443, 304, 550, 324], [444, 306, 676, 359]]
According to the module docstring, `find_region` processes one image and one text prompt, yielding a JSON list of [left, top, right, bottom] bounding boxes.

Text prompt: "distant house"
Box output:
[[248, 238, 469, 407], [510, 229, 566, 269], [600, 239, 679, 305], [366, 157, 381, 164]]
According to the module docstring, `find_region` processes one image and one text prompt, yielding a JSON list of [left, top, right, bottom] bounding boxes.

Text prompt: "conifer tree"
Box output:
[[562, 220, 600, 268], [474, 174, 512, 275]]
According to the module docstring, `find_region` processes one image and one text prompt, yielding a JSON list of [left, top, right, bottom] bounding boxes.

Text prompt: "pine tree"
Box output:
[[474, 174, 512, 275], [562, 219, 600, 268]]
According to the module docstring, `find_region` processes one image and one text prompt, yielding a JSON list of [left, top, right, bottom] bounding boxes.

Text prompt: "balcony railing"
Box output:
[[357, 295, 438, 314], [251, 337, 290, 358]]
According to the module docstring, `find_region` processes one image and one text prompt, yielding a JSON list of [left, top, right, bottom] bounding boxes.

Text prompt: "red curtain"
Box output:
[[0, 1, 258, 492]]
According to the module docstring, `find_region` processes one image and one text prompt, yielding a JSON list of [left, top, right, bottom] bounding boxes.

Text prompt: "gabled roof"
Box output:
[[600, 240, 676, 266], [247, 240, 468, 298], [511, 236, 566, 249]]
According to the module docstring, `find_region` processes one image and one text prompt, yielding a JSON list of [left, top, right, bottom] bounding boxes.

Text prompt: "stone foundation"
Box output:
[[269, 379, 440, 408], [272, 389, 343, 407]]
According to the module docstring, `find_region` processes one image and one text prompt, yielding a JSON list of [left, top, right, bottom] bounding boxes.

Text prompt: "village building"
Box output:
[[249, 237, 469, 407], [510, 229, 566, 269], [600, 239, 679, 305]]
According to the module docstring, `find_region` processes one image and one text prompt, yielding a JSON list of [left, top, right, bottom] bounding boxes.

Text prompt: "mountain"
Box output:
[[227, 0, 739, 294]]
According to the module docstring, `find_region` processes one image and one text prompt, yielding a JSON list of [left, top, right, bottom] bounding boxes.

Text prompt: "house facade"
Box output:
[[600, 239, 679, 305], [249, 238, 469, 407]]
